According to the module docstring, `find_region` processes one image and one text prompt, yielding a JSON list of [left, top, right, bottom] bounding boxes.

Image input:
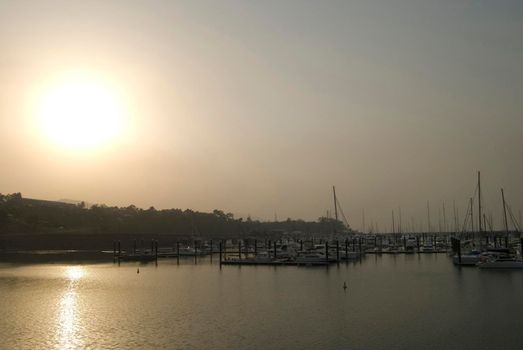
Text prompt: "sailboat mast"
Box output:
[[442, 202, 446, 233], [478, 171, 482, 234], [470, 198, 474, 233], [501, 188, 509, 235], [438, 207, 442, 233], [427, 201, 431, 233], [398, 206, 402, 235], [392, 210, 395, 235], [333, 186, 338, 234], [362, 208, 365, 234], [453, 200, 457, 233]]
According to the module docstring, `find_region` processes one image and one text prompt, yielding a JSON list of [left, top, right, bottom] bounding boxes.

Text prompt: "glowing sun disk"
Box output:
[[38, 76, 124, 150]]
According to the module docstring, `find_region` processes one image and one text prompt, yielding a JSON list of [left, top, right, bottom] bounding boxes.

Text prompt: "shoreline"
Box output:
[[0, 249, 114, 264]]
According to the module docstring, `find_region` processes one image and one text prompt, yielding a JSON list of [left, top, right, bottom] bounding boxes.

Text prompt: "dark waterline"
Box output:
[[1, 255, 522, 349]]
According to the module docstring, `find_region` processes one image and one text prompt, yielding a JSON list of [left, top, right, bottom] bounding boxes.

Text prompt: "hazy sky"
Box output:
[[1, 0, 522, 231]]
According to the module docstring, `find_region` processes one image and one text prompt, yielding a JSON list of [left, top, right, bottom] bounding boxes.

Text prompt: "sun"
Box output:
[[37, 73, 125, 150]]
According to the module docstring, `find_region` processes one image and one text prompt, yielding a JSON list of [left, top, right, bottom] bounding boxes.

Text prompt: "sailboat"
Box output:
[[453, 171, 485, 265], [477, 188, 523, 269]]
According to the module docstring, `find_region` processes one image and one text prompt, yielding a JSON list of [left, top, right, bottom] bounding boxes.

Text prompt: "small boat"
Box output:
[[453, 250, 483, 266], [249, 251, 273, 263], [177, 246, 207, 256], [296, 252, 330, 266], [421, 243, 434, 253], [477, 254, 523, 269], [389, 245, 400, 254]]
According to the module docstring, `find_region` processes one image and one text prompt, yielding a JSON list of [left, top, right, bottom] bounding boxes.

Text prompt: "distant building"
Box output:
[[21, 197, 77, 209]]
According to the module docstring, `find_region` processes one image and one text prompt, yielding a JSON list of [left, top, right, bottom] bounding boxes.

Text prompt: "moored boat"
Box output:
[[477, 254, 523, 269], [452, 250, 482, 266], [296, 252, 330, 266]]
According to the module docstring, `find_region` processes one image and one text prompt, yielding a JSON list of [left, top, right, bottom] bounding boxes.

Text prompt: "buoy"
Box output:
[[137, 268, 140, 274]]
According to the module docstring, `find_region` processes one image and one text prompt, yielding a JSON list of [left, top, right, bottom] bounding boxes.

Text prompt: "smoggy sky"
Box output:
[[1, 0, 522, 231]]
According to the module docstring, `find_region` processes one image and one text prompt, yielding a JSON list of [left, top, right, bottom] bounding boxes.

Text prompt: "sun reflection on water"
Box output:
[[56, 266, 86, 349], [65, 266, 86, 281]]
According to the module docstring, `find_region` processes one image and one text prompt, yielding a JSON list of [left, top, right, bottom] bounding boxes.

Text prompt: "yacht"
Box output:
[[477, 253, 523, 269], [453, 248, 513, 266]]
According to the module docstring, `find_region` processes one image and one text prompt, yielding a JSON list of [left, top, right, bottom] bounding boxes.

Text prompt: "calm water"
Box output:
[[1, 254, 523, 350]]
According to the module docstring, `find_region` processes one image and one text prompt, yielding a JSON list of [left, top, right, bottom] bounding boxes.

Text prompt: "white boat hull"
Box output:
[[478, 261, 523, 269]]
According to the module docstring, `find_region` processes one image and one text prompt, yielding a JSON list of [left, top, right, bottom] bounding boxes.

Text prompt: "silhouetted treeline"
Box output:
[[0, 193, 350, 238]]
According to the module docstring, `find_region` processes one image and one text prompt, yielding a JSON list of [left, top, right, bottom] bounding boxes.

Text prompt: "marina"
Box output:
[[107, 231, 523, 270]]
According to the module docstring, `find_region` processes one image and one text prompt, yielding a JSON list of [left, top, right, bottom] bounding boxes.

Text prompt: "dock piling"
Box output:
[[117, 240, 121, 262], [238, 240, 242, 260], [219, 240, 223, 265], [194, 240, 198, 264], [457, 239, 462, 264]]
